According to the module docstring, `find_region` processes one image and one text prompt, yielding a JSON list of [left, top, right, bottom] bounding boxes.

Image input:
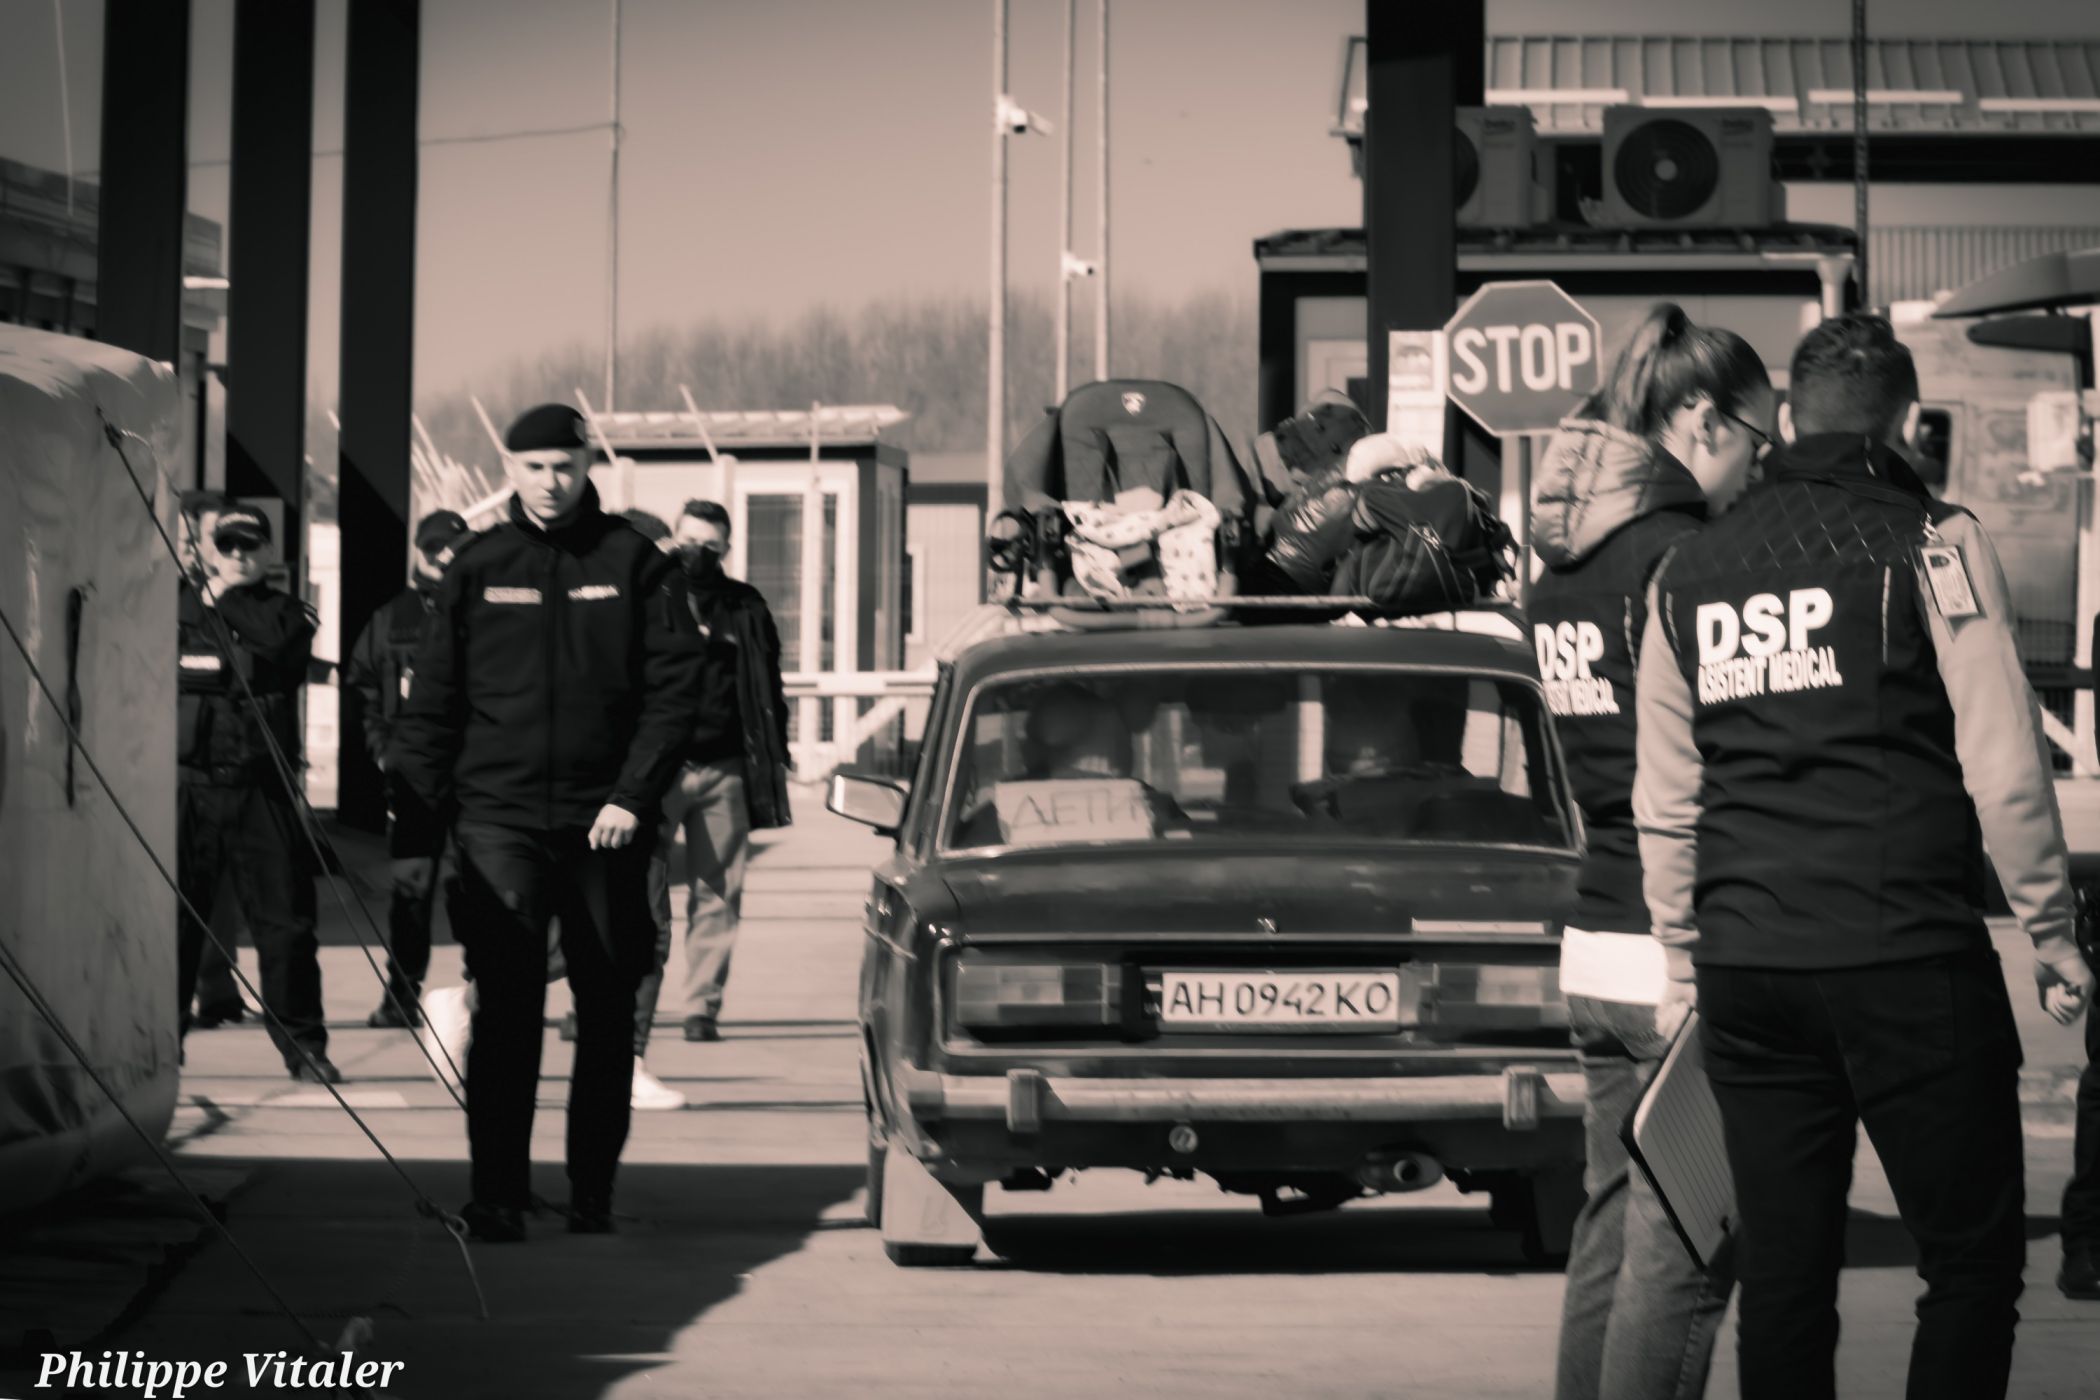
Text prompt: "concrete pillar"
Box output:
[[1361, 0, 1481, 440], [334, 0, 420, 833], [95, 0, 192, 365], [225, 0, 316, 579]]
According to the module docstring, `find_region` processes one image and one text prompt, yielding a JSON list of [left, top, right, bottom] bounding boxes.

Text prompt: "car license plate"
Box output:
[[1158, 970, 1403, 1031]]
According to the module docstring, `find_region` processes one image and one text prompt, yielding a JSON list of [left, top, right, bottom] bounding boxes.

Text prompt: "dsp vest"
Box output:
[[1529, 508, 1701, 931], [1655, 444, 1987, 970]]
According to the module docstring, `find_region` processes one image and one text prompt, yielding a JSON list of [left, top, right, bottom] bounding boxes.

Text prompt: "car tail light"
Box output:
[[1403, 963, 1567, 1030], [953, 960, 1124, 1030]]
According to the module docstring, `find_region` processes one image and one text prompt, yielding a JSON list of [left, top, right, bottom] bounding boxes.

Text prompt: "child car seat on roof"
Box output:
[[993, 379, 1257, 628], [1004, 379, 1253, 521]]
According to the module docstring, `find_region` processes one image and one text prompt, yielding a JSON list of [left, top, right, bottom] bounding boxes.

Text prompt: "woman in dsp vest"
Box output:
[[1526, 303, 1774, 1400]]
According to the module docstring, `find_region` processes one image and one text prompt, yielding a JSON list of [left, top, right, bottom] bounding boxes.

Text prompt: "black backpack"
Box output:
[[1330, 470, 1515, 614]]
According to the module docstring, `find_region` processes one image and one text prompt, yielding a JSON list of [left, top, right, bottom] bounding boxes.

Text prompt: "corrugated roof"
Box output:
[[1335, 37, 2100, 137]]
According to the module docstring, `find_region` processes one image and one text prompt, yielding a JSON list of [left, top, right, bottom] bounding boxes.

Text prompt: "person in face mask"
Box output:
[[343, 508, 473, 1027], [632, 500, 793, 1051]]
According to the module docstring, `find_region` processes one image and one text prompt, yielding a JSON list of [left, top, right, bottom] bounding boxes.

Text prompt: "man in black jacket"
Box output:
[[342, 508, 471, 1028], [176, 502, 337, 1082], [636, 499, 793, 1049], [1635, 315, 2093, 1400], [389, 404, 705, 1241]]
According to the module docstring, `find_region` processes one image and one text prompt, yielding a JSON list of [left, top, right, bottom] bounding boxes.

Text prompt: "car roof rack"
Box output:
[[934, 595, 1526, 660]]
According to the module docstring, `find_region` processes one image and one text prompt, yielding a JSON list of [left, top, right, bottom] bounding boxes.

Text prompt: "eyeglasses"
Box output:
[[212, 536, 262, 556], [1718, 407, 1775, 460]]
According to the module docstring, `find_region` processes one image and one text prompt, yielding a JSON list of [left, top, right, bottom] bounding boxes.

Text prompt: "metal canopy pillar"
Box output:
[[95, 0, 192, 365], [225, 0, 316, 579], [1362, 0, 1483, 465], [334, 0, 421, 833]]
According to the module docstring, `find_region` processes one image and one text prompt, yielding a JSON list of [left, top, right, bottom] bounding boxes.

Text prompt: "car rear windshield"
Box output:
[[941, 667, 1575, 853]]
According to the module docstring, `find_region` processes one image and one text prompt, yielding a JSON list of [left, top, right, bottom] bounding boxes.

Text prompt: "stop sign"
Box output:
[[1443, 281, 1601, 436]]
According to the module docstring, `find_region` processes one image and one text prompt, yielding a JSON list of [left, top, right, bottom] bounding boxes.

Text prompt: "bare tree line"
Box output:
[[306, 287, 1259, 519]]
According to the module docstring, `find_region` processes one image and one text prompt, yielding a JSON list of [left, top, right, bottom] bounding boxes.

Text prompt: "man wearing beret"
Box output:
[[176, 502, 336, 1081], [390, 404, 705, 1241], [344, 508, 473, 1029]]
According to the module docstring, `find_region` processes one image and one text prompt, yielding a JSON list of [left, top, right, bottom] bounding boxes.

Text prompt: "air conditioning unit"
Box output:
[[1598, 106, 1781, 229], [1456, 106, 1552, 229]]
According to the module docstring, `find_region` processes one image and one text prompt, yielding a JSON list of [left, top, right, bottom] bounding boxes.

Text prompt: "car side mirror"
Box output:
[[828, 769, 909, 836]]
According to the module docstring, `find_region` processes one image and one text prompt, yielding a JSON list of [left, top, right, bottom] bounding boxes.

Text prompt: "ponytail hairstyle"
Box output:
[[1580, 302, 1770, 442]]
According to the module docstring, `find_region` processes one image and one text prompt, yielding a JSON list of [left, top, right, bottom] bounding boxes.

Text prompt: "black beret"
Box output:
[[504, 403, 588, 453], [415, 509, 471, 550]]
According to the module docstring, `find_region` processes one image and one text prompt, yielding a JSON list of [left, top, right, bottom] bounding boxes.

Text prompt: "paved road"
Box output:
[[16, 802, 2100, 1399]]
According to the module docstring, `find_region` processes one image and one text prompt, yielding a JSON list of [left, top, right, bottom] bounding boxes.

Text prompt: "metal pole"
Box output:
[[802, 402, 827, 760], [1851, 0, 1869, 309], [987, 0, 1009, 521], [1094, 0, 1109, 382], [1055, 0, 1074, 403], [2080, 319, 2100, 770], [606, 0, 623, 410]]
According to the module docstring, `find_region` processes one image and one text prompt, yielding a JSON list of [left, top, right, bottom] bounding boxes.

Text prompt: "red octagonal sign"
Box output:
[[1443, 281, 1602, 437]]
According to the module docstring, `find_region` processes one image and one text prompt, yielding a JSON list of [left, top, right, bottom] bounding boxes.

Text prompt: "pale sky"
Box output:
[[5, 0, 2100, 401]]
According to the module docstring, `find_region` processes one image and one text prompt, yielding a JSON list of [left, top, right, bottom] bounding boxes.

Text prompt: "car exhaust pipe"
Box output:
[[1357, 1150, 1443, 1194]]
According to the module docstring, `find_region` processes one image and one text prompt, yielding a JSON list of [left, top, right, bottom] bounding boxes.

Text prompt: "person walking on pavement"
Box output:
[[1528, 304, 1773, 1400], [2061, 881, 2100, 1299], [342, 508, 473, 1029], [389, 403, 704, 1242], [176, 502, 339, 1083], [1634, 312, 2096, 1400], [635, 499, 793, 1055], [178, 490, 247, 1030]]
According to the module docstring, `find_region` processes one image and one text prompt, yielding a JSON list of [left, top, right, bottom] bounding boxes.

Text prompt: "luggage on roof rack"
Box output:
[[990, 379, 1260, 629]]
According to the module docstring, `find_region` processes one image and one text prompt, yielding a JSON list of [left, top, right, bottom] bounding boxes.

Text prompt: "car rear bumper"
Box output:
[[897, 1065, 1585, 1135]]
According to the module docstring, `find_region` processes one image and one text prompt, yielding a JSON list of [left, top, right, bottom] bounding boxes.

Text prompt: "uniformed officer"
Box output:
[[178, 490, 247, 1029], [176, 501, 338, 1083], [343, 508, 472, 1028], [388, 404, 704, 1242], [1634, 313, 2095, 1400]]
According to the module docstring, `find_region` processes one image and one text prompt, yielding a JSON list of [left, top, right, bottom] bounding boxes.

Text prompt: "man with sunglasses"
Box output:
[[175, 501, 338, 1082], [343, 508, 474, 1029]]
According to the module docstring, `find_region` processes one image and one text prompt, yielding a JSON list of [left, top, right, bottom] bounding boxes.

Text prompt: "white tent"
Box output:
[[0, 324, 181, 1212]]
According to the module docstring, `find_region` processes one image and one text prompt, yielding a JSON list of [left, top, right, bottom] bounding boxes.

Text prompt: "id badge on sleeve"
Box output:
[[1921, 545, 1981, 620]]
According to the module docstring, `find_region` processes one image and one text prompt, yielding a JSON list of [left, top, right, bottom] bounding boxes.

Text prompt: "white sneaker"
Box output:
[[417, 983, 474, 1095], [631, 1064, 687, 1112]]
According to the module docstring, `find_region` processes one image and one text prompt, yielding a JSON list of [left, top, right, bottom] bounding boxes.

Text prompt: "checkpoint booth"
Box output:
[[588, 406, 912, 771]]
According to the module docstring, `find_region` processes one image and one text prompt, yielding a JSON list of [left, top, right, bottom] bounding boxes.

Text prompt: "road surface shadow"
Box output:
[[1842, 1208, 2068, 1270], [9, 1158, 862, 1399], [977, 1199, 1560, 1275]]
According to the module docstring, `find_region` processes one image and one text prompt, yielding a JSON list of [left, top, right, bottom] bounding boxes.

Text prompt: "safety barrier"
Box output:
[[783, 668, 938, 779]]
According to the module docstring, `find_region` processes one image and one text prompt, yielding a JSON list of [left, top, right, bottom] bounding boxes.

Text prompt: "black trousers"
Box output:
[[1699, 950, 2026, 1400], [381, 775, 447, 999], [2065, 976, 2100, 1246], [176, 782, 327, 1068], [452, 819, 653, 1210]]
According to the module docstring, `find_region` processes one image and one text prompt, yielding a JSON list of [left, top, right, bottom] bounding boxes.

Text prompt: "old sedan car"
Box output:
[[829, 607, 1588, 1266]]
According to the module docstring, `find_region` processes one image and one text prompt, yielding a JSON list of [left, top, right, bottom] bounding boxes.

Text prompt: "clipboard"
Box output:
[[1621, 1011, 1736, 1270]]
